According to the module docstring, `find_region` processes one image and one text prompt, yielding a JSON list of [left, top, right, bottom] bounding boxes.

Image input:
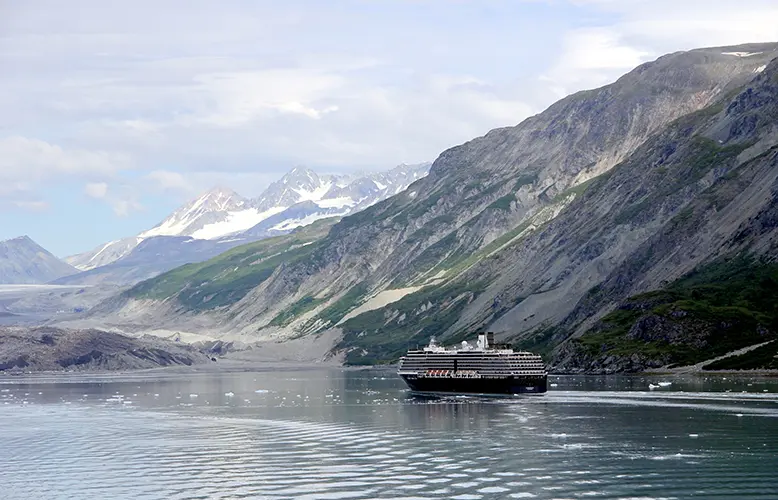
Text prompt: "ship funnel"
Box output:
[[477, 332, 487, 350]]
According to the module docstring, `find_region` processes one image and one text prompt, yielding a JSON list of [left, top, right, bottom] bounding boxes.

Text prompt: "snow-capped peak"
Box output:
[[139, 187, 248, 239], [199, 186, 245, 210], [67, 162, 432, 270]]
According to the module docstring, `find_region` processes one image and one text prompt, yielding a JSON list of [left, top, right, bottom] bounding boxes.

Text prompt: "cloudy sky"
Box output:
[[2, 0, 778, 257]]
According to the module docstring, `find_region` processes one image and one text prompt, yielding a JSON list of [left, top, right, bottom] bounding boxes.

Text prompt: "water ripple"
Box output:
[[2, 371, 778, 499]]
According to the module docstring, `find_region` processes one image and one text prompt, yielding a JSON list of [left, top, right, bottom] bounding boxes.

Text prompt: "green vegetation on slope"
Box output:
[[702, 341, 778, 370], [574, 257, 778, 367], [126, 218, 336, 311], [269, 295, 327, 327], [337, 279, 488, 365], [614, 137, 752, 226], [315, 282, 370, 327]]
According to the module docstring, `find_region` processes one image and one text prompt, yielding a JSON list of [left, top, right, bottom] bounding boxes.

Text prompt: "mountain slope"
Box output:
[[85, 218, 337, 331], [90, 43, 778, 365], [53, 235, 250, 286], [0, 236, 78, 284], [553, 258, 778, 373]]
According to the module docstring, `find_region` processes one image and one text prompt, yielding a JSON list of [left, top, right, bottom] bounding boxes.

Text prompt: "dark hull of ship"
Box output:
[[401, 374, 547, 396]]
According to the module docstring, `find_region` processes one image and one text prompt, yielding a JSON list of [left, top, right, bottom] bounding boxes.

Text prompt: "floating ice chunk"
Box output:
[[658, 381, 672, 387], [189, 393, 198, 398], [550, 383, 558, 387], [649, 383, 660, 390], [736, 413, 744, 417], [255, 389, 269, 393], [224, 392, 235, 397], [689, 434, 699, 438]]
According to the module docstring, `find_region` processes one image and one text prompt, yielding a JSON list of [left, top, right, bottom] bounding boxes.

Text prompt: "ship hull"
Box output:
[[400, 374, 547, 395]]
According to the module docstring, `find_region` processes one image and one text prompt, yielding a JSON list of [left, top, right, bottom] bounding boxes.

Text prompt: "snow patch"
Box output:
[[87, 240, 118, 265], [192, 206, 287, 239], [317, 197, 356, 209], [140, 214, 195, 238], [755, 64, 767, 73], [292, 181, 333, 202], [722, 51, 763, 57]]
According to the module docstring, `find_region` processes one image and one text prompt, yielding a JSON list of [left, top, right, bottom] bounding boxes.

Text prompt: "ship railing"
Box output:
[[421, 370, 484, 378]]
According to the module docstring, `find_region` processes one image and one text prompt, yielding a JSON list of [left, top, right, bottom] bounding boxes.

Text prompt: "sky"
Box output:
[[1, 0, 778, 257]]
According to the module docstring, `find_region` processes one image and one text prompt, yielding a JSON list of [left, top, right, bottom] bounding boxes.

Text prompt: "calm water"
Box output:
[[2, 369, 777, 499]]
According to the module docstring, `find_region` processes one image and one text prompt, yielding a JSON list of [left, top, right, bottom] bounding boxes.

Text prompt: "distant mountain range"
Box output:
[[0, 236, 78, 284], [55, 163, 429, 285]]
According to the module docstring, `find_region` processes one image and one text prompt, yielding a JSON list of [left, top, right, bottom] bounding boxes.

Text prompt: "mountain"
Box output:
[[0, 326, 211, 372], [0, 236, 78, 284], [84, 43, 778, 369], [65, 163, 430, 275], [139, 186, 249, 239]]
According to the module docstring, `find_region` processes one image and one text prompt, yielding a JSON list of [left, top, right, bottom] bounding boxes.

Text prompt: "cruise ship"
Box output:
[[397, 332, 547, 395]]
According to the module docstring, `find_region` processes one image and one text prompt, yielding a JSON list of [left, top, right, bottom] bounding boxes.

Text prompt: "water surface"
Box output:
[[2, 369, 777, 499]]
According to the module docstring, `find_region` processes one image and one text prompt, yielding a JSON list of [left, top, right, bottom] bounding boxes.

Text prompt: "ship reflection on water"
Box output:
[[401, 397, 510, 432]]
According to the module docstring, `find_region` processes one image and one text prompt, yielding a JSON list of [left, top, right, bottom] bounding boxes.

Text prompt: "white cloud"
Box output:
[[188, 69, 346, 127], [537, 0, 778, 98], [0, 181, 49, 212], [540, 28, 652, 98], [110, 197, 143, 217], [81, 181, 143, 216], [2, 0, 778, 223], [144, 170, 195, 195], [0, 136, 129, 182], [12, 200, 49, 212], [0, 136, 132, 213], [84, 182, 108, 199], [589, 1, 778, 48]]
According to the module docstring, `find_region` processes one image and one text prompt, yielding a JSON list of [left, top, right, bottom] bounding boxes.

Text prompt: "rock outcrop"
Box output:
[[0, 326, 211, 372]]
